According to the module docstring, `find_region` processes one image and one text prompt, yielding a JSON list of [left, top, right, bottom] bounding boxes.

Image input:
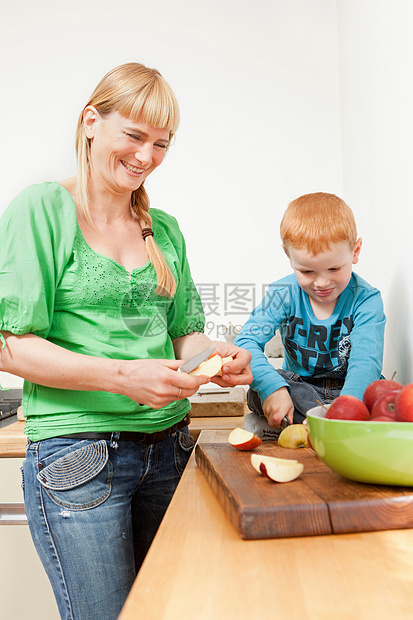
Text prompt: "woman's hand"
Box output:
[[119, 358, 209, 409], [208, 341, 253, 387], [262, 387, 294, 428], [172, 333, 252, 387]]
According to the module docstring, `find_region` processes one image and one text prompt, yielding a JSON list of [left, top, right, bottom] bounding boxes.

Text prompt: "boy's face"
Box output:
[[288, 239, 362, 311]]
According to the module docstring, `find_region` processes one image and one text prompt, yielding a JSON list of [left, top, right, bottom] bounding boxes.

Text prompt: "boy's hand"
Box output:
[[262, 387, 294, 428]]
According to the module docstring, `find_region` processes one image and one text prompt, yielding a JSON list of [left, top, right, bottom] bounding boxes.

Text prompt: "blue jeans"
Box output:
[[245, 369, 344, 440], [22, 428, 194, 620]]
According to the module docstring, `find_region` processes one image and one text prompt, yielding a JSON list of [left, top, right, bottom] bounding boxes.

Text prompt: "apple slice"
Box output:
[[189, 354, 223, 377], [216, 356, 234, 376], [250, 453, 299, 473], [259, 460, 304, 482], [251, 454, 303, 482], [228, 427, 262, 451]]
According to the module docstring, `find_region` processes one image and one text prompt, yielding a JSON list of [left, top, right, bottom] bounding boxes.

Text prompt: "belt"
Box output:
[[58, 413, 191, 445], [303, 376, 345, 390]]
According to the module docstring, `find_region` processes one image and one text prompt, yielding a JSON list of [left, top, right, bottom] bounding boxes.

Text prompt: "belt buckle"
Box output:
[[134, 432, 149, 445], [151, 430, 165, 444], [134, 429, 166, 445], [131, 415, 189, 446]]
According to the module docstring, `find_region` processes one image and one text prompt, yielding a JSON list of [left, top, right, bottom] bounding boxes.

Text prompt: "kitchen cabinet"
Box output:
[[0, 457, 59, 620]]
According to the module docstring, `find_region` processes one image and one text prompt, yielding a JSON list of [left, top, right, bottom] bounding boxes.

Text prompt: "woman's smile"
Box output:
[[85, 111, 170, 195], [120, 160, 146, 175]]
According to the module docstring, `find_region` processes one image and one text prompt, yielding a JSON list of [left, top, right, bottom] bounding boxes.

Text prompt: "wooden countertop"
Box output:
[[119, 430, 413, 620], [0, 387, 246, 457], [0, 417, 245, 458], [0, 420, 27, 457]]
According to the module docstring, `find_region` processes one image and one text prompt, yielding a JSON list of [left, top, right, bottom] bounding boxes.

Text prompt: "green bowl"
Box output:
[[306, 406, 413, 486]]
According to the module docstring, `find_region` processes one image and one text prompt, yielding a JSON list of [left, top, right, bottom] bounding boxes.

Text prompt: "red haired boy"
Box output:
[[235, 193, 385, 439]]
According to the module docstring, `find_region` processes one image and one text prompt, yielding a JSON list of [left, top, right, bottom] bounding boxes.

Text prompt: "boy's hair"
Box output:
[[280, 192, 358, 256]]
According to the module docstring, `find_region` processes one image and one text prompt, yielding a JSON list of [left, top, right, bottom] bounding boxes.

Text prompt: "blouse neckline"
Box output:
[[56, 182, 151, 275]]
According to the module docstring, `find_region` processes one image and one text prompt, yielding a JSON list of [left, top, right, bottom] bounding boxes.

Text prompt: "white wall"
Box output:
[[7, 1, 411, 385], [1, 1, 411, 386], [337, 0, 413, 382], [0, 0, 342, 364]]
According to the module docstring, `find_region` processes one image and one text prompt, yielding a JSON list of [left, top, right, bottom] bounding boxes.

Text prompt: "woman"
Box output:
[[0, 63, 252, 620]]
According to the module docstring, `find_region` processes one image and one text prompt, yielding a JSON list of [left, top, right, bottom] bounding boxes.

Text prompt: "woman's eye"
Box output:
[[126, 133, 142, 141], [154, 143, 168, 150]]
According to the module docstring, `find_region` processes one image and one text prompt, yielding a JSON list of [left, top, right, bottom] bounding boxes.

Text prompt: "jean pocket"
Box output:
[[37, 440, 113, 510], [174, 430, 194, 477]]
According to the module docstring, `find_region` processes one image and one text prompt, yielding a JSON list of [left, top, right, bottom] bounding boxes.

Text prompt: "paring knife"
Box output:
[[138, 347, 217, 404], [280, 416, 291, 430], [178, 347, 216, 374]]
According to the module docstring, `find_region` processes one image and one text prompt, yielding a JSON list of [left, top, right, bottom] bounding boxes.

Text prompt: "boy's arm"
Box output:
[[340, 289, 386, 400], [234, 289, 289, 403]]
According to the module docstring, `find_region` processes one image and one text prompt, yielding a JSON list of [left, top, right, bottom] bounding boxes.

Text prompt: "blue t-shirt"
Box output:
[[234, 273, 386, 402]]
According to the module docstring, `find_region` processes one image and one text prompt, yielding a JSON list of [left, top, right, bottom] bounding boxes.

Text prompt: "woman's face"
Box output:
[[84, 109, 170, 196]]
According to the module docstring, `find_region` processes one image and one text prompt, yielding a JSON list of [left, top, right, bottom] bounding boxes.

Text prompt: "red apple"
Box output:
[[363, 378, 403, 412], [325, 395, 370, 421], [228, 427, 262, 451], [395, 384, 413, 422], [371, 415, 397, 422], [370, 390, 400, 420]]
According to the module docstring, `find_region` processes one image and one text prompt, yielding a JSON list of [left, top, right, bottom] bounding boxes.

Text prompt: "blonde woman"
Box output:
[[0, 63, 252, 620]]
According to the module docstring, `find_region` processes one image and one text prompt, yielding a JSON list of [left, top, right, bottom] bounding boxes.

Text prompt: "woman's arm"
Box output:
[[0, 331, 209, 409]]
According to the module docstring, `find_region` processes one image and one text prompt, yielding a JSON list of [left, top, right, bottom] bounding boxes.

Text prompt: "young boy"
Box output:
[[234, 192, 386, 440]]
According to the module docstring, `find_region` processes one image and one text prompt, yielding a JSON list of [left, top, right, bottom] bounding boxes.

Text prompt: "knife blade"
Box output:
[[178, 347, 216, 374], [280, 416, 291, 430]]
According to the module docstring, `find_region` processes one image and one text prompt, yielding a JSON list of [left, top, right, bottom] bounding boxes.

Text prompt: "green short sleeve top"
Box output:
[[0, 182, 205, 440]]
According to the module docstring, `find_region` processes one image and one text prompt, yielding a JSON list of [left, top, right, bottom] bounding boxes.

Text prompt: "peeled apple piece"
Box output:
[[216, 356, 234, 376], [189, 354, 224, 377], [189, 354, 234, 378]]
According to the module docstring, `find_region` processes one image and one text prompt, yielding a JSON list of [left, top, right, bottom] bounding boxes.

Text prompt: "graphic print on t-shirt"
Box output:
[[283, 314, 353, 377]]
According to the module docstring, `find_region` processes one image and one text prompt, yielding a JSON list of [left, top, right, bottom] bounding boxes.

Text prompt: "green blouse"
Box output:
[[0, 182, 205, 440]]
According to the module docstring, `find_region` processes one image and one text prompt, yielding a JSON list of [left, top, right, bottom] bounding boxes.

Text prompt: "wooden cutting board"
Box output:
[[195, 442, 413, 539], [189, 387, 245, 417]]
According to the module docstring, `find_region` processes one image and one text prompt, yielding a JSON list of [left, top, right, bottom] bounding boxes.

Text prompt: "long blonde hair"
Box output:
[[75, 63, 180, 297]]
